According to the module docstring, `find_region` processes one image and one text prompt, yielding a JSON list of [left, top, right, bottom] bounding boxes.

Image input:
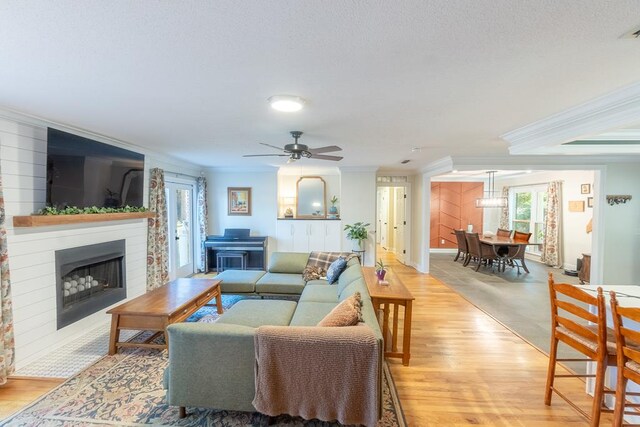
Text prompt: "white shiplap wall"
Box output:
[[0, 115, 202, 369]]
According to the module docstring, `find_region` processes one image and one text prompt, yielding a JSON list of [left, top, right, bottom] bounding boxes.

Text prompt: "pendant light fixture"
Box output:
[[475, 170, 507, 208]]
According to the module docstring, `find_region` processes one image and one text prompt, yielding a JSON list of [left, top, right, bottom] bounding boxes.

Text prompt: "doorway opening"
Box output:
[[376, 179, 411, 265]]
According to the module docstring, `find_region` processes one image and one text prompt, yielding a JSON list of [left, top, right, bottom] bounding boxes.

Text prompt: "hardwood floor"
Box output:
[[380, 247, 603, 426], [1, 250, 602, 425], [0, 377, 62, 419]]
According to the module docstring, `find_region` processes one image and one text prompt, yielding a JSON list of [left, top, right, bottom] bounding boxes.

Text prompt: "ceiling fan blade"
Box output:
[[308, 145, 342, 154], [243, 154, 289, 157], [260, 142, 285, 151], [312, 154, 343, 161]]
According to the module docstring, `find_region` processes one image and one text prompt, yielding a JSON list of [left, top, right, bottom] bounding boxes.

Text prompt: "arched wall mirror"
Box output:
[[296, 176, 326, 218]]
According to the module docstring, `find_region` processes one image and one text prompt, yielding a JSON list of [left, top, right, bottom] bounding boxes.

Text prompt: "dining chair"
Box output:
[[496, 228, 512, 238], [506, 231, 532, 274], [546, 273, 616, 426], [609, 292, 640, 427], [464, 232, 496, 272], [453, 229, 468, 263]]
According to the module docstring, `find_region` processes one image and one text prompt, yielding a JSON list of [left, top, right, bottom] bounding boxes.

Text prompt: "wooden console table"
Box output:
[[363, 267, 414, 366], [107, 278, 222, 355]]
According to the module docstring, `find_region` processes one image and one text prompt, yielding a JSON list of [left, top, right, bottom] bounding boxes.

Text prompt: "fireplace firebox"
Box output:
[[55, 240, 127, 329]]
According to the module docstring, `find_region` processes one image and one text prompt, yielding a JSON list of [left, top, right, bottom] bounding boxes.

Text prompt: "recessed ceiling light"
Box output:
[[411, 147, 422, 152], [526, 170, 533, 173], [452, 169, 458, 173], [268, 95, 305, 112]]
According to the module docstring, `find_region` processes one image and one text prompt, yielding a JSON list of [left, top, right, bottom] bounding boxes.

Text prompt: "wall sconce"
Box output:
[[606, 195, 632, 206]]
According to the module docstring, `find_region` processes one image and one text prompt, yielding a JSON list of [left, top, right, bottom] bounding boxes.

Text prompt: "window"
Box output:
[[510, 185, 547, 255]]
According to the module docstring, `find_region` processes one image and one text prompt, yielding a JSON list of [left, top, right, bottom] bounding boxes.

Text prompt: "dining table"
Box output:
[[478, 234, 542, 274]]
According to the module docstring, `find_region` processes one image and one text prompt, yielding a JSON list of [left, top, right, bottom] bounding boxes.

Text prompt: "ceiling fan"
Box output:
[[243, 131, 343, 163]]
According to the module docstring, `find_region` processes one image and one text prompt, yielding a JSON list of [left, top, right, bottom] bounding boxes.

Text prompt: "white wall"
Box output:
[[410, 173, 423, 270], [601, 163, 640, 284], [0, 114, 202, 369], [340, 169, 377, 266], [485, 170, 595, 270], [207, 169, 278, 254]]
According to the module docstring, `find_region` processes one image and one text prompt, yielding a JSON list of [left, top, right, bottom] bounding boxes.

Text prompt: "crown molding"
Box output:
[[338, 166, 379, 173], [502, 82, 640, 155], [207, 166, 278, 173], [419, 156, 454, 176]]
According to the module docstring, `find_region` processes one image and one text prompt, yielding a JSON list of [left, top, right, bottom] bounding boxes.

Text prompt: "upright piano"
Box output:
[[204, 228, 268, 272]]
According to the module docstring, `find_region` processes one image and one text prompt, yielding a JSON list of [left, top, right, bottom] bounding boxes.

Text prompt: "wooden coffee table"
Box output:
[[363, 267, 414, 366], [107, 278, 222, 355]]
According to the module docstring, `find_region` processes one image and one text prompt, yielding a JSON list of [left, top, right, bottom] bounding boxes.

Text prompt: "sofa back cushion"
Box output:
[[337, 264, 363, 295], [268, 252, 310, 274], [339, 277, 369, 302]]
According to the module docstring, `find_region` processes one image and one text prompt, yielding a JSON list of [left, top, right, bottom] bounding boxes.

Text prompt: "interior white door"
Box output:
[[394, 187, 406, 264], [379, 188, 389, 249], [166, 181, 196, 279]]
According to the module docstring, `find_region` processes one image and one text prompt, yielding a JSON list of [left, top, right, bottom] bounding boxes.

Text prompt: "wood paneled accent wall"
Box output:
[[430, 182, 484, 248]]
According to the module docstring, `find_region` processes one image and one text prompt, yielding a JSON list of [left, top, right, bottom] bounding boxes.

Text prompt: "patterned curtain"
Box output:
[[499, 186, 510, 229], [196, 176, 208, 272], [0, 168, 15, 385], [541, 181, 563, 268], [146, 168, 169, 291]]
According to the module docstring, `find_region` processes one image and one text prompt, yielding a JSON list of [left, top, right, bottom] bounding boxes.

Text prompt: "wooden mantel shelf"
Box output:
[[13, 212, 155, 227]]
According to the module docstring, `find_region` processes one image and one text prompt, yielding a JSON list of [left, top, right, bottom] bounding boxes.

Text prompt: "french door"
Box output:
[[165, 181, 196, 279]]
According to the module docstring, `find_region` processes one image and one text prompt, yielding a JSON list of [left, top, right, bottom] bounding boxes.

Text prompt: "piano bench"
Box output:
[[217, 251, 248, 272]]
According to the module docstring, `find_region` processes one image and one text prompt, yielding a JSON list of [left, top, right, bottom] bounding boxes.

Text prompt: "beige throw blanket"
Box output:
[[253, 324, 381, 426]]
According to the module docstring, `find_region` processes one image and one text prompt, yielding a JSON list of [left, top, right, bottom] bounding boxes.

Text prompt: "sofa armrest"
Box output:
[[165, 322, 257, 413]]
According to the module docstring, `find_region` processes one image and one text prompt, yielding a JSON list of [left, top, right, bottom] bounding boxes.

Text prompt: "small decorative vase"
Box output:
[[376, 269, 386, 281], [329, 206, 338, 215]]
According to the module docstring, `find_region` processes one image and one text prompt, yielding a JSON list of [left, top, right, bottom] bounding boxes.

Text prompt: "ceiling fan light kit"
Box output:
[[268, 95, 306, 112]]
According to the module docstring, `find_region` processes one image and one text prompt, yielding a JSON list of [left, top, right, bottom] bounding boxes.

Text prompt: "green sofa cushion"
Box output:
[[215, 270, 265, 293], [306, 279, 329, 286], [268, 252, 310, 274], [336, 264, 363, 295], [347, 256, 361, 267], [255, 273, 306, 294], [289, 301, 338, 326], [215, 299, 297, 327], [339, 277, 370, 302], [299, 285, 339, 303]]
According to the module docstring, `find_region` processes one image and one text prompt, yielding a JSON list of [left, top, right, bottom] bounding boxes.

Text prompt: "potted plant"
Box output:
[[344, 222, 370, 251], [328, 195, 339, 218], [375, 259, 387, 281]]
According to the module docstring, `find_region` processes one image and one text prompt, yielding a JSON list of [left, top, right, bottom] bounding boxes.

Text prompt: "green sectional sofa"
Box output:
[[164, 251, 383, 425]]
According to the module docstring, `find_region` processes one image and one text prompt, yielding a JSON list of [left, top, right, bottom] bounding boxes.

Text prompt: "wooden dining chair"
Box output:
[[546, 273, 616, 426], [453, 229, 468, 263], [609, 292, 640, 427], [464, 232, 496, 272], [496, 228, 512, 238], [506, 231, 532, 274]]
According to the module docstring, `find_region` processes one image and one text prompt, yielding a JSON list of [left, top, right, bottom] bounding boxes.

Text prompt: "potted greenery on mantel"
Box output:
[[344, 221, 370, 251]]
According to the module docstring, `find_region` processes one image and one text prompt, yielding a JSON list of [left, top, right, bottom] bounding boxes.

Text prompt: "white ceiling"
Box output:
[[2, 1, 640, 169]]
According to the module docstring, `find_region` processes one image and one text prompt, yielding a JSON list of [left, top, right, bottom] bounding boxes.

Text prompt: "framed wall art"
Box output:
[[587, 197, 593, 208], [228, 187, 251, 216], [581, 183, 591, 194]]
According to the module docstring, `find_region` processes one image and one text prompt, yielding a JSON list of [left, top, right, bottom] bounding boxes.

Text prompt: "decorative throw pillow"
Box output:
[[317, 292, 362, 327], [302, 265, 326, 282], [325, 257, 347, 284]]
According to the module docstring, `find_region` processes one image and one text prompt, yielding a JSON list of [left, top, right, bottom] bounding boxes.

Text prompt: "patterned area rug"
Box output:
[[2, 297, 405, 427]]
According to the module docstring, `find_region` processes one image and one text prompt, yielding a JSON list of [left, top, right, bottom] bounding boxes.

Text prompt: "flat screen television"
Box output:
[[46, 128, 145, 209]]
